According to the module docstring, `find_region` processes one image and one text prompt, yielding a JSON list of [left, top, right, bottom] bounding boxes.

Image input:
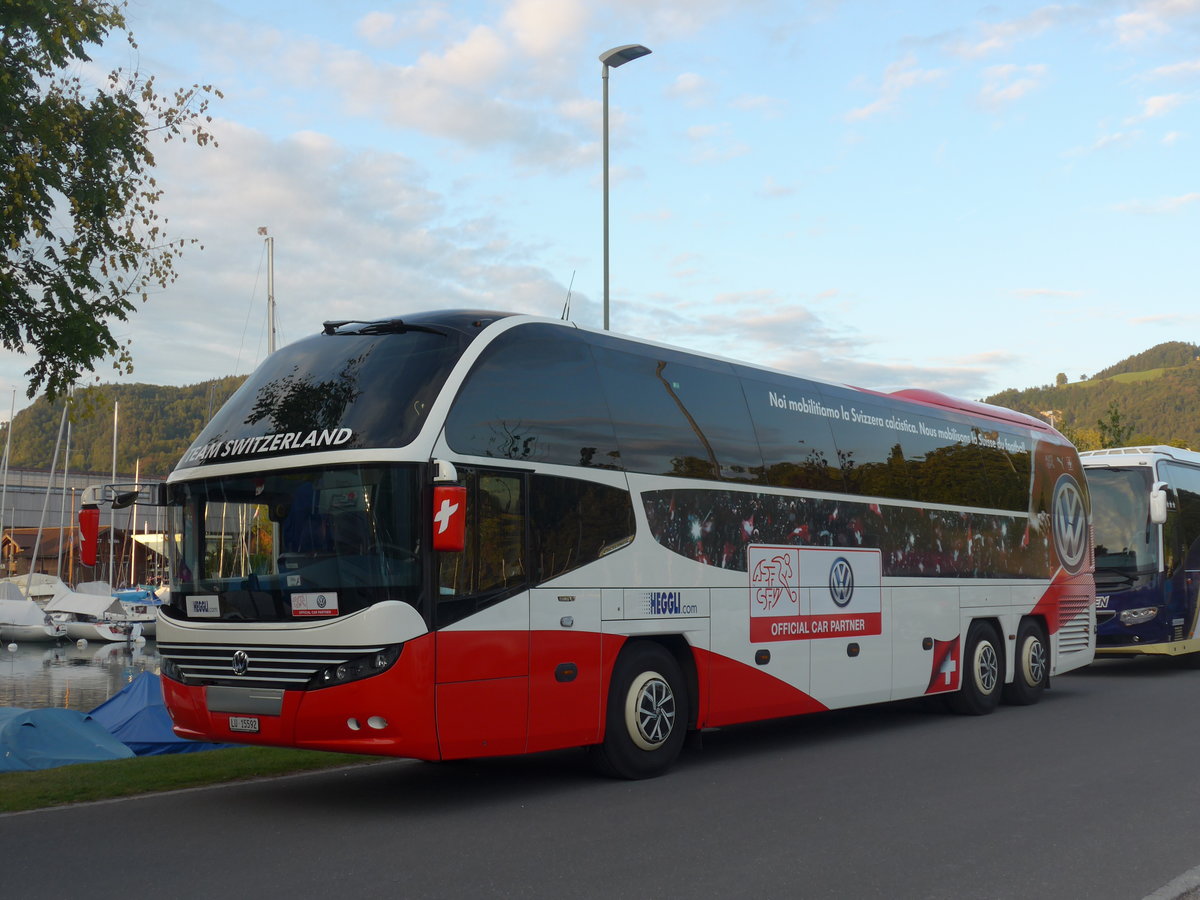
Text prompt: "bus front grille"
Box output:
[[158, 641, 389, 690]]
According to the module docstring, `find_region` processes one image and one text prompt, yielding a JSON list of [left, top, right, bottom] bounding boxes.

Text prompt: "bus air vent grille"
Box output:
[[1057, 596, 1093, 654]]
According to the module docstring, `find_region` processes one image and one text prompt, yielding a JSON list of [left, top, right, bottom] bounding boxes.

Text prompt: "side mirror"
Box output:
[[1150, 481, 1168, 525], [79, 505, 100, 567]]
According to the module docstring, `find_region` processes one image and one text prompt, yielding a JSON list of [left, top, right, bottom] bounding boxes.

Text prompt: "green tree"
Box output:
[[1097, 402, 1134, 449], [0, 0, 221, 401], [1055, 372, 1067, 386]]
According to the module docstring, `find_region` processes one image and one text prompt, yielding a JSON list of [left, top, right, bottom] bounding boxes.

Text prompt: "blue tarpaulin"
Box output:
[[88, 671, 232, 755], [0, 707, 135, 771]]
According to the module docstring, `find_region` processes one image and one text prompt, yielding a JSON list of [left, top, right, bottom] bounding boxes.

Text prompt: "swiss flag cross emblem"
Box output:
[[925, 637, 961, 694], [432, 485, 466, 552]]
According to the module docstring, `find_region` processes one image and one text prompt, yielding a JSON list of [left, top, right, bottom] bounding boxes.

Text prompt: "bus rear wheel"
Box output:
[[1002, 619, 1048, 706], [946, 621, 1002, 716], [591, 642, 688, 779]]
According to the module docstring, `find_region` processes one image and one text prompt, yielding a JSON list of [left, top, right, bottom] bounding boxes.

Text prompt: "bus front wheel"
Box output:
[[1002, 619, 1048, 706], [591, 641, 689, 779], [946, 621, 1003, 716]]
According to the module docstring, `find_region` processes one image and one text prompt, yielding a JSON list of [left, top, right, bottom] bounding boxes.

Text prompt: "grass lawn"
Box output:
[[0, 746, 372, 813]]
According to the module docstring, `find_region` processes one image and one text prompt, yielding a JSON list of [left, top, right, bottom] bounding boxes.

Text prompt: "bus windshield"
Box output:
[[164, 464, 423, 623], [1087, 466, 1158, 581]]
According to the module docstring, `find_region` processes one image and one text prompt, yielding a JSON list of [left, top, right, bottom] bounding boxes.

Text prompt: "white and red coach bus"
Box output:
[[140, 311, 1094, 777]]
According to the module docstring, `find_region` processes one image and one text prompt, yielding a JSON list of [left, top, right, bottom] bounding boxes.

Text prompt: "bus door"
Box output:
[[434, 469, 530, 759]]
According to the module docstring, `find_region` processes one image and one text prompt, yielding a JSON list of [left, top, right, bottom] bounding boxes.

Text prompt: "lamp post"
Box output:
[[600, 43, 651, 331]]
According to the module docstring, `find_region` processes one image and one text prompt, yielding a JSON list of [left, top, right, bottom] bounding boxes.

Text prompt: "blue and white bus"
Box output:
[[1082, 445, 1200, 657]]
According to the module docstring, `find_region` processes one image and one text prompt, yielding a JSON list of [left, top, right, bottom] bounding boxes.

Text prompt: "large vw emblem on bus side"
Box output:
[[1052, 474, 1088, 574], [828, 557, 855, 607], [232, 650, 250, 676]]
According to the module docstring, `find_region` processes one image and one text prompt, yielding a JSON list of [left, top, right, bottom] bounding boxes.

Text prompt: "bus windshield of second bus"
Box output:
[[1087, 466, 1159, 590]]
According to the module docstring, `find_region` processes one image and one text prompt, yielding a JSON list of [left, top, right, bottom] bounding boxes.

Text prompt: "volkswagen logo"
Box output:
[[829, 557, 855, 607], [231, 650, 250, 676], [1052, 474, 1088, 574]]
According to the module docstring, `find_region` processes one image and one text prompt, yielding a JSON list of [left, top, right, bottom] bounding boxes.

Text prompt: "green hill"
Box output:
[[1, 378, 245, 478], [986, 343, 1200, 451]]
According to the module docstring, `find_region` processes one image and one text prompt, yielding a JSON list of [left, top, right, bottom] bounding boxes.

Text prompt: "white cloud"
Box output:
[[355, 3, 456, 47], [759, 175, 796, 198], [1145, 58, 1200, 78], [1064, 130, 1141, 155], [96, 120, 572, 389], [945, 5, 1074, 59], [1114, 0, 1200, 44], [979, 63, 1048, 107], [1126, 93, 1186, 122], [503, 0, 590, 58], [1113, 191, 1200, 213], [731, 94, 786, 118], [1015, 288, 1084, 298], [845, 55, 946, 121], [667, 72, 713, 108]]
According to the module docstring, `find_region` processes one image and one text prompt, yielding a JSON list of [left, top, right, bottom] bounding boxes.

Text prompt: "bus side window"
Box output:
[[530, 474, 635, 581], [1161, 463, 1200, 577]]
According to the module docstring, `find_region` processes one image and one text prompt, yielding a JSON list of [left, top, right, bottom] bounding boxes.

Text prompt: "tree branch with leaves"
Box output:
[[0, 0, 221, 401]]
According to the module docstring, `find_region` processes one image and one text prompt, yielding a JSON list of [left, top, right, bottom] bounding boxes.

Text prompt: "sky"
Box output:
[[2, 0, 1197, 422]]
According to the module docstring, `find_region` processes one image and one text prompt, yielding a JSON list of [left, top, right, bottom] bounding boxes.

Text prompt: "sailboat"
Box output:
[[44, 581, 143, 642], [0, 581, 67, 642]]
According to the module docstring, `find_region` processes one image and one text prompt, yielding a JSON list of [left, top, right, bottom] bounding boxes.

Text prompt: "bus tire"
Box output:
[[946, 621, 1003, 716], [591, 641, 688, 779], [1002, 619, 1048, 706]]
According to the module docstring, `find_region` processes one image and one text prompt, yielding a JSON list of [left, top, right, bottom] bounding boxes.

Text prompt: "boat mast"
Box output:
[[108, 400, 117, 586], [55, 413, 71, 580], [0, 389, 13, 574], [261, 227, 276, 356]]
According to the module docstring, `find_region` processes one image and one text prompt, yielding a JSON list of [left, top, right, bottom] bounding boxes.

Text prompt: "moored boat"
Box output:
[[44, 584, 143, 643], [0, 582, 66, 642]]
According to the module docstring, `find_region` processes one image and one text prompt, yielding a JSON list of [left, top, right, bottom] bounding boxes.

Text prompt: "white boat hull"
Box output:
[[63, 621, 144, 643], [0, 622, 66, 642]]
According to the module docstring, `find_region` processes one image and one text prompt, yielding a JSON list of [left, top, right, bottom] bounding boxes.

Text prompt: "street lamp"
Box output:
[[600, 43, 651, 331]]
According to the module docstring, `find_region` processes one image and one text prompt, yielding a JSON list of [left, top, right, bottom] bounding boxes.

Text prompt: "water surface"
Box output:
[[0, 639, 160, 712]]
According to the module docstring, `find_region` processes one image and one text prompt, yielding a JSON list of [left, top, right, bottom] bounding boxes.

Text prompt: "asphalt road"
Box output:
[[4, 657, 1200, 899]]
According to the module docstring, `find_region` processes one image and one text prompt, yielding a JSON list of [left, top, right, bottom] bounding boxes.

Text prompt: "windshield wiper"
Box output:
[[322, 319, 446, 337]]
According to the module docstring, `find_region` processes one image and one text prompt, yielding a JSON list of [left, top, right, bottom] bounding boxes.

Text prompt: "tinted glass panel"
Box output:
[[593, 344, 761, 481], [819, 386, 916, 500], [445, 325, 621, 468], [1161, 462, 1200, 577], [531, 474, 635, 581], [177, 312, 491, 470], [738, 371, 845, 492]]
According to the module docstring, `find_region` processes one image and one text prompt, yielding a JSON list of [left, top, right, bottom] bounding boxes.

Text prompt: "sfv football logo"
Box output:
[[828, 557, 855, 608], [1052, 474, 1088, 573]]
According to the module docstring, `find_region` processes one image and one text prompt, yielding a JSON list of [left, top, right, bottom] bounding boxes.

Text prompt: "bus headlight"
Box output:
[[1120, 607, 1158, 626], [161, 656, 185, 684], [308, 644, 402, 690]]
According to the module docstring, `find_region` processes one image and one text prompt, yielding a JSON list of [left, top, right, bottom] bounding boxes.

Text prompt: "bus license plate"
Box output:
[[229, 716, 260, 733]]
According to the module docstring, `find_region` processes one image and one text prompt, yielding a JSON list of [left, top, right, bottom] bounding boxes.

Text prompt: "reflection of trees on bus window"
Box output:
[[246, 356, 365, 435]]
